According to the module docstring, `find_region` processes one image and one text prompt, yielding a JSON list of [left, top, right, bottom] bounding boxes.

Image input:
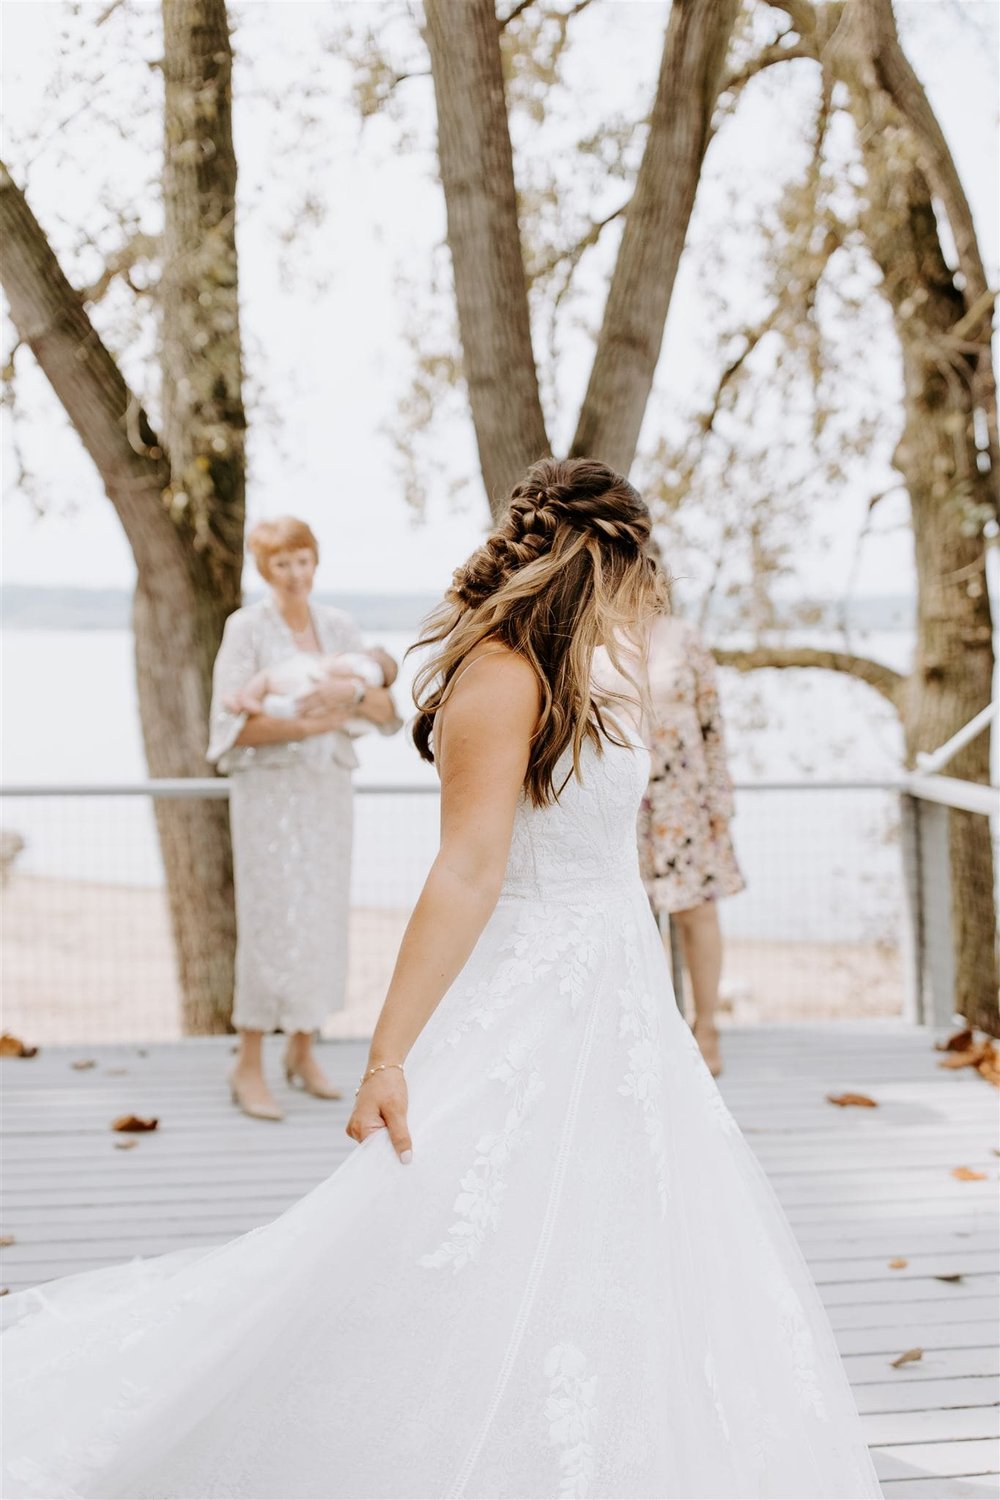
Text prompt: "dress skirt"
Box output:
[[229, 763, 353, 1033]]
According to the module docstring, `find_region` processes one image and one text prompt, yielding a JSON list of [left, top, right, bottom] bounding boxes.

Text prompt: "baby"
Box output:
[[226, 647, 399, 738]]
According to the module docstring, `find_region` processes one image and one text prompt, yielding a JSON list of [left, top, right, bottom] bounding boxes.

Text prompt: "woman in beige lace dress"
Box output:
[[208, 518, 400, 1121], [638, 614, 744, 1076]]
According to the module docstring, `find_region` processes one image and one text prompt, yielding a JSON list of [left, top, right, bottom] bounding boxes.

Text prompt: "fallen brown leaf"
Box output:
[[111, 1114, 158, 1134], [952, 1166, 987, 1182], [888, 1257, 908, 1269], [934, 1273, 964, 1283], [890, 1348, 923, 1369], [826, 1092, 878, 1108], [938, 1043, 988, 1070], [0, 1287, 8, 1297], [70, 1058, 97, 1071], [977, 1042, 1000, 1088], [0, 1235, 15, 1247], [0, 1033, 38, 1058], [936, 1028, 974, 1053], [113, 1138, 139, 1151]]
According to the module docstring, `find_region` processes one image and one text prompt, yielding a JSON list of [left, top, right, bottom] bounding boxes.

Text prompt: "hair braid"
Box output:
[[412, 456, 669, 805]]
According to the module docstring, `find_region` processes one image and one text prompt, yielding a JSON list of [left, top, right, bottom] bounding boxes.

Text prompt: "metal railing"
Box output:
[[0, 776, 994, 1043]]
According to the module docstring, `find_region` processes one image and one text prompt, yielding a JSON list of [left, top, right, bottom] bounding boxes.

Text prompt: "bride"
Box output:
[[2, 459, 881, 1500]]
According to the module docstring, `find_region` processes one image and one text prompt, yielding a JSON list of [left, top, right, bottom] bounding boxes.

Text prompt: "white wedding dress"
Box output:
[[2, 732, 882, 1500]]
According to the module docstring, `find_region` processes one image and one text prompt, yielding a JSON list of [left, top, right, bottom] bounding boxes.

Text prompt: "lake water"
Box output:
[[0, 625, 927, 943]]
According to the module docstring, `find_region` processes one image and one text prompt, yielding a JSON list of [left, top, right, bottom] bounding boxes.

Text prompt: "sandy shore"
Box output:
[[3, 874, 903, 1046]]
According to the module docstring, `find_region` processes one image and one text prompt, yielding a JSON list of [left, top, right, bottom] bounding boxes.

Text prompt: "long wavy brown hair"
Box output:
[[411, 457, 669, 805]]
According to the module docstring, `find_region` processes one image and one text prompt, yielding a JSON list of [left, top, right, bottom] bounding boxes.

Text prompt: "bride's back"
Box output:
[[501, 733, 650, 902]]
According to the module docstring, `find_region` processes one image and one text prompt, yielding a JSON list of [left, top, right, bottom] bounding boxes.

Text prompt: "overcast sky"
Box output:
[[2, 0, 997, 603]]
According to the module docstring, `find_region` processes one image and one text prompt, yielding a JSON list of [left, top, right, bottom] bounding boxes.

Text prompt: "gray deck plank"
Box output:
[[2, 1023, 997, 1496]]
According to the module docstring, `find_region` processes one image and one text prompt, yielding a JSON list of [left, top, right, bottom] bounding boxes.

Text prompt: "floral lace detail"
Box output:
[[422, 899, 609, 1272], [430, 902, 601, 1058], [420, 1029, 545, 1273], [545, 1343, 598, 1499]]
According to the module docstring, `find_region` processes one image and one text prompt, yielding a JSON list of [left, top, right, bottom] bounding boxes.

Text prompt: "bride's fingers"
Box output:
[[382, 1101, 413, 1164]]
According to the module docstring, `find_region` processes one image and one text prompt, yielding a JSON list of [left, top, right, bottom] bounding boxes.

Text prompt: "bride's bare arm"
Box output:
[[346, 649, 540, 1160]]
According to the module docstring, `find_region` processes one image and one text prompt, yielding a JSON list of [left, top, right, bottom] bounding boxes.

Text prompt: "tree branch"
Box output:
[[715, 644, 904, 706], [721, 37, 815, 98], [498, 0, 536, 28], [0, 161, 178, 567], [79, 230, 160, 304], [529, 198, 628, 286], [571, 0, 741, 473], [424, 0, 550, 515]]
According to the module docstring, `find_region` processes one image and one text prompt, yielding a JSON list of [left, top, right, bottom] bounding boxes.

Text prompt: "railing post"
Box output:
[[920, 799, 957, 1028], [900, 790, 957, 1029], [898, 792, 924, 1024]]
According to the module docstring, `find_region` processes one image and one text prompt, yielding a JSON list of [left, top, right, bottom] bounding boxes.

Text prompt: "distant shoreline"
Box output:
[[1, 584, 916, 634], [0, 586, 442, 633]]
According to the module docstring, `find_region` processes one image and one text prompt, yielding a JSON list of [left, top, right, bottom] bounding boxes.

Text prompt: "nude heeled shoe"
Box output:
[[282, 1050, 343, 1100], [228, 1072, 284, 1121]]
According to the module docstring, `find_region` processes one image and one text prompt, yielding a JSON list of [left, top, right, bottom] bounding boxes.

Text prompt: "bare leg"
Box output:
[[671, 901, 723, 1076], [229, 1030, 284, 1120], [283, 1031, 343, 1100]]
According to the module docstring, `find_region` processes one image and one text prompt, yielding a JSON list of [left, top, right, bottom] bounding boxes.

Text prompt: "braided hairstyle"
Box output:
[[411, 457, 669, 805]]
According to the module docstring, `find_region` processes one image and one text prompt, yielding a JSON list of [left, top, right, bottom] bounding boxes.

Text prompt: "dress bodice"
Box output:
[[501, 731, 650, 902]]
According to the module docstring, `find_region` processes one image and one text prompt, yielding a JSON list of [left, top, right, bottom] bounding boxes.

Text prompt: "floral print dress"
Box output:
[[638, 615, 745, 914]]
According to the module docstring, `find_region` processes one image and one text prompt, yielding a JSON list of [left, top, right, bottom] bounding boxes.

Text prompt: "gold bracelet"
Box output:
[[355, 1061, 405, 1096]]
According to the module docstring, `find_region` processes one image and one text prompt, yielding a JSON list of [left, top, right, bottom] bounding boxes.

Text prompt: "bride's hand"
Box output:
[[346, 1070, 412, 1163]]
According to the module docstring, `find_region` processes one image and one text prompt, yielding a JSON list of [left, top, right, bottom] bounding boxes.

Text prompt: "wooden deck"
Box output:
[[2, 1023, 997, 1499]]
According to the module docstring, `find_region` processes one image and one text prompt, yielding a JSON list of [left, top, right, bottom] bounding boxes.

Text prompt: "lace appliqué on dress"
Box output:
[[545, 1343, 598, 1500]]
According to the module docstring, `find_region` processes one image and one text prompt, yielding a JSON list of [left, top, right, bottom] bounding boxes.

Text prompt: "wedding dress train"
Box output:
[[2, 734, 881, 1499]]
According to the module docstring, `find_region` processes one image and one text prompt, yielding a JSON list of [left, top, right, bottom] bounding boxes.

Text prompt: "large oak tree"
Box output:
[[1, 0, 245, 1032]]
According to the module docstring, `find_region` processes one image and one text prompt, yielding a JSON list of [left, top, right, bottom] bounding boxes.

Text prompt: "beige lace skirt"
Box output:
[[228, 763, 353, 1033]]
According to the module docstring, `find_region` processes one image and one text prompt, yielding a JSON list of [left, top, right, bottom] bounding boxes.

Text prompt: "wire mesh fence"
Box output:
[[0, 777, 985, 1045]]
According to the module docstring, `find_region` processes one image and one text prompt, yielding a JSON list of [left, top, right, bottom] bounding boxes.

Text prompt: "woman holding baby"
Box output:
[[208, 517, 401, 1121]]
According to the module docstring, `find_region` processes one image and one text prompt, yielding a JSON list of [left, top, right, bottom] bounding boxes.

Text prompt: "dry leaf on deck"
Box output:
[[0, 1033, 38, 1058], [888, 1257, 908, 1269], [111, 1114, 158, 1133], [952, 1166, 987, 1182], [826, 1092, 878, 1109], [938, 1042, 988, 1070], [0, 1287, 8, 1297], [933, 1273, 963, 1283], [114, 1138, 139, 1151], [936, 1028, 974, 1053], [71, 1059, 97, 1071], [0, 1235, 16, 1247], [977, 1043, 1000, 1088], [889, 1348, 923, 1369]]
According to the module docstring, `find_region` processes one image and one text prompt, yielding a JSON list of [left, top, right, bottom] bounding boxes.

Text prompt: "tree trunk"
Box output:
[[1, 0, 248, 1036], [570, 0, 740, 473], [145, 0, 247, 1032], [850, 105, 997, 1033], [423, 0, 550, 518], [853, 0, 998, 515]]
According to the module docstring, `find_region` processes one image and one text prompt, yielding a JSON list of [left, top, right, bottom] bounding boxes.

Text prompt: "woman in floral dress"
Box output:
[[638, 613, 744, 1075]]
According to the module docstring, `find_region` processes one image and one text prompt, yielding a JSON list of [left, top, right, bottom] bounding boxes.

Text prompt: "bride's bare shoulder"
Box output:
[[438, 645, 540, 748], [449, 642, 537, 697]]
